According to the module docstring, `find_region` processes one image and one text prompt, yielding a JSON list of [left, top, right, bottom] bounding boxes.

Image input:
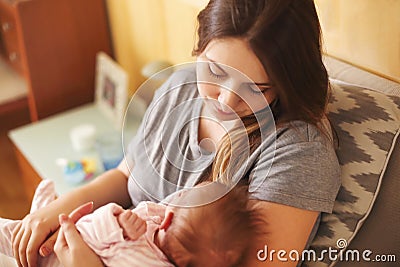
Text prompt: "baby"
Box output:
[[0, 180, 260, 267]]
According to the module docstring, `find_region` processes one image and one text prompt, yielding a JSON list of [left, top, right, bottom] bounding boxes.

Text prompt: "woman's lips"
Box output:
[[216, 107, 234, 115], [205, 100, 243, 120], [213, 104, 235, 116]]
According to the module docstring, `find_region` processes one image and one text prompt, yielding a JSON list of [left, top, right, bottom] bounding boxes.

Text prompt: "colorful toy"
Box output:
[[59, 158, 96, 184]]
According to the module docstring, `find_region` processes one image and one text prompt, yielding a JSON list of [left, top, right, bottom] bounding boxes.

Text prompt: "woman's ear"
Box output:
[[159, 211, 174, 231]]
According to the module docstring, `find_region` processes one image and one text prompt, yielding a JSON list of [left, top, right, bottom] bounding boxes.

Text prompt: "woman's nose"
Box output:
[[217, 88, 241, 112]]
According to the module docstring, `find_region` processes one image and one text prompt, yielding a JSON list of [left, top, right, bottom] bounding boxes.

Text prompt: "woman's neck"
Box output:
[[198, 115, 237, 152]]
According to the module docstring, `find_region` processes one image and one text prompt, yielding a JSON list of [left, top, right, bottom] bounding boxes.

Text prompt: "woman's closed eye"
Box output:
[[248, 83, 272, 95], [208, 62, 227, 79]]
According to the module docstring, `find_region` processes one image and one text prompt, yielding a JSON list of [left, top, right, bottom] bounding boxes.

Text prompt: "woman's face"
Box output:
[[196, 38, 277, 121]]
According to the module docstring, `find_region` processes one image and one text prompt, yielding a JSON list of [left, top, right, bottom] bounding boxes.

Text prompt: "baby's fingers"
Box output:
[[131, 214, 146, 231], [133, 221, 147, 238], [121, 213, 147, 240], [119, 210, 133, 222]]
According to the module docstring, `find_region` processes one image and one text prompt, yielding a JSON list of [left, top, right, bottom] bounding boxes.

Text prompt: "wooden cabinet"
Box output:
[[0, 0, 112, 121], [0, 1, 24, 74]]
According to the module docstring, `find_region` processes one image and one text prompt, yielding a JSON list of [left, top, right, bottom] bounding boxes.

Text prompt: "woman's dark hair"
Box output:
[[193, 0, 331, 183], [193, 0, 329, 126]]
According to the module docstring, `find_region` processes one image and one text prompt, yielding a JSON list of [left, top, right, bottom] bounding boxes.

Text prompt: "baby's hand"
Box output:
[[117, 210, 147, 240]]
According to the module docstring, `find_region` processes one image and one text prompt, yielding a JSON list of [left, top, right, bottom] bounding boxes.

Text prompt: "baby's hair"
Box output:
[[160, 184, 264, 267]]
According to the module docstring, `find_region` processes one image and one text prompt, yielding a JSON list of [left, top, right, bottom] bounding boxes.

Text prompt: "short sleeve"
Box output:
[[125, 68, 195, 170], [249, 125, 341, 213], [125, 67, 205, 205], [124, 72, 175, 168]]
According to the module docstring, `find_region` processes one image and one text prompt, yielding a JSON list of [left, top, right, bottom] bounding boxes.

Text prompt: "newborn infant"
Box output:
[[0, 180, 260, 267]]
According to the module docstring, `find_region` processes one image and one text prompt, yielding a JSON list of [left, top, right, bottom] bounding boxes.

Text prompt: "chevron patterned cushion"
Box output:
[[303, 80, 400, 267]]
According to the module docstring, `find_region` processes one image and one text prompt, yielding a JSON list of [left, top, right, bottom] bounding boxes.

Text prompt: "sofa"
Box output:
[[303, 56, 400, 267]]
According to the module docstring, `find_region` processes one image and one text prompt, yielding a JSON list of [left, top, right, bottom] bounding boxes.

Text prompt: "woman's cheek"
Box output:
[[197, 83, 218, 99], [238, 94, 270, 114], [246, 98, 267, 112]]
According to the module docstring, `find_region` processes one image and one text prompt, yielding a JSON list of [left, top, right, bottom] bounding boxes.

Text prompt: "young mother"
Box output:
[[12, 0, 340, 266]]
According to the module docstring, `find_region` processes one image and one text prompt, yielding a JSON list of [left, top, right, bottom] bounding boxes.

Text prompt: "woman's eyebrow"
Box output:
[[204, 54, 216, 62], [203, 55, 227, 73]]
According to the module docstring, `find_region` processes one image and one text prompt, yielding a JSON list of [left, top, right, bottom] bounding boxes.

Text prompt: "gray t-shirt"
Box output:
[[126, 67, 341, 214]]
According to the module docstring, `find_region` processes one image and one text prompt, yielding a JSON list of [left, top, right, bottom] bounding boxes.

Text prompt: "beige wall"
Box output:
[[106, 0, 207, 94], [106, 0, 400, 95], [315, 0, 400, 82]]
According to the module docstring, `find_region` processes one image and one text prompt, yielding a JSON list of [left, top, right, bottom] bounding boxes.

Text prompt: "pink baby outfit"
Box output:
[[0, 180, 173, 267]]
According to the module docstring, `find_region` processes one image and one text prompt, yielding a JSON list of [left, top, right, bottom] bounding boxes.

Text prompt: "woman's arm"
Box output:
[[12, 165, 131, 267], [245, 200, 319, 267]]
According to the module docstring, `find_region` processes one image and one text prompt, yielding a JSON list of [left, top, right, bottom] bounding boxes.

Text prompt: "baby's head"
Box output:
[[157, 182, 261, 267]]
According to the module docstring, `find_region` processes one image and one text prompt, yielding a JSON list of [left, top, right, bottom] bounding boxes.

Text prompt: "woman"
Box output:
[[12, 0, 340, 266]]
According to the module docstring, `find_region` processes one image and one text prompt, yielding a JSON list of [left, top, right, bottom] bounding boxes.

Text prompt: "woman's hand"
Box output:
[[12, 208, 59, 267], [54, 214, 103, 267], [11, 202, 94, 267], [11, 168, 131, 267]]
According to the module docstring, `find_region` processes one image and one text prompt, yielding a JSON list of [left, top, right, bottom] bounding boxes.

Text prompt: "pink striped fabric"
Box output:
[[0, 180, 173, 267]]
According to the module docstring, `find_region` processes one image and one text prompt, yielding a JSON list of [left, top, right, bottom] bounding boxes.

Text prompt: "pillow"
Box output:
[[302, 80, 400, 267]]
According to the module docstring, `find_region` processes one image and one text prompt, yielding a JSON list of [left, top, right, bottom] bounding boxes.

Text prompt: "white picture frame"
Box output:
[[95, 52, 128, 129]]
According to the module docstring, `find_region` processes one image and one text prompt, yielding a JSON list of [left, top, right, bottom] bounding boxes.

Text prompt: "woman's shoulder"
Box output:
[[155, 65, 197, 95], [148, 65, 198, 111], [169, 65, 197, 83], [258, 119, 338, 167], [273, 119, 333, 148], [251, 119, 341, 212]]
